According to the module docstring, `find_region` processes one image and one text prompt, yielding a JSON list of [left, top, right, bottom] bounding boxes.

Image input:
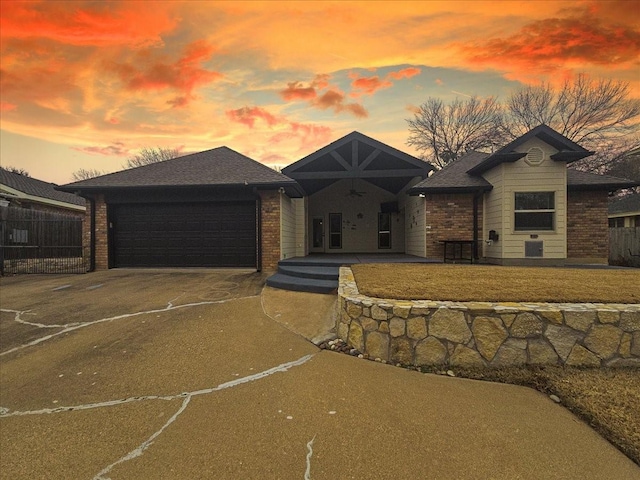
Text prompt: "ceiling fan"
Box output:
[[346, 178, 366, 197]]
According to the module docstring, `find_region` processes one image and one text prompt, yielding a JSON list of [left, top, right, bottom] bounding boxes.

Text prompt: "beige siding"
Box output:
[[483, 138, 567, 260], [294, 197, 307, 257], [403, 194, 426, 257], [307, 178, 404, 253], [280, 193, 296, 259], [481, 164, 504, 259]]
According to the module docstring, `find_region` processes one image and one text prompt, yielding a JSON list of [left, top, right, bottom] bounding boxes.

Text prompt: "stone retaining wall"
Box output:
[[337, 267, 640, 368]]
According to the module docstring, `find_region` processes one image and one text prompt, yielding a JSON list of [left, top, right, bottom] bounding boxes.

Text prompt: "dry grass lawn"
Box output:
[[435, 366, 640, 465], [352, 264, 640, 303]]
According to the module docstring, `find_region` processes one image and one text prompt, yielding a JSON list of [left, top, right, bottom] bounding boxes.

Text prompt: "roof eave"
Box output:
[[466, 152, 526, 176], [408, 185, 493, 195], [568, 182, 638, 192], [550, 150, 595, 163], [57, 181, 304, 196]]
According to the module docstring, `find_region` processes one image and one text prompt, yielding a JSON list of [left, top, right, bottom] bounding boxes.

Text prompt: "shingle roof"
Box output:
[[0, 168, 85, 206], [408, 151, 493, 194], [608, 193, 640, 215], [566, 169, 638, 191], [57, 147, 302, 194]]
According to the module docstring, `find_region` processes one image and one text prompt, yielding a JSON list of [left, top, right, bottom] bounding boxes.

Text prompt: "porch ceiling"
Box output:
[[283, 131, 433, 195]]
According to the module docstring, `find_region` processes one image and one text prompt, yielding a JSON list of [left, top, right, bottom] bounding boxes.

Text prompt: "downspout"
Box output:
[[472, 192, 479, 261], [254, 187, 262, 272]]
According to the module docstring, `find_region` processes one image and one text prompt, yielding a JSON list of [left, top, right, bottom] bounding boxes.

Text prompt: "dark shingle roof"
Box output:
[[408, 151, 493, 194], [608, 193, 640, 215], [408, 152, 638, 195], [0, 168, 85, 206], [57, 147, 302, 195], [567, 169, 638, 191]]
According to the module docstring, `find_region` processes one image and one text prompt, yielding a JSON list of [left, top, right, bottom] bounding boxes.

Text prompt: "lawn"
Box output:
[[350, 263, 640, 465], [431, 365, 640, 466], [351, 264, 640, 303]]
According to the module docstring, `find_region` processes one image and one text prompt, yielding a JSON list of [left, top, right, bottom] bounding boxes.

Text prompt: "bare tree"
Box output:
[[407, 96, 506, 168], [407, 74, 640, 173], [72, 168, 107, 181], [507, 74, 640, 172], [508, 75, 640, 144], [2, 166, 30, 176], [124, 147, 181, 169]]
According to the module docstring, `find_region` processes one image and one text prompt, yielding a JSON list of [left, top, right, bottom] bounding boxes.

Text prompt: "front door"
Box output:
[[311, 216, 324, 252]]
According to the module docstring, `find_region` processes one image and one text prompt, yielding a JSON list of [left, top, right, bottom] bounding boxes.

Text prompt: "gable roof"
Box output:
[[57, 146, 304, 197], [283, 131, 433, 195], [608, 193, 640, 216], [0, 168, 85, 210], [408, 151, 493, 194], [408, 124, 638, 195], [466, 124, 593, 176]]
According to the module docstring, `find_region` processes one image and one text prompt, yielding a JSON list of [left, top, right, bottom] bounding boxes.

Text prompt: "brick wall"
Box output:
[[567, 190, 608, 261], [260, 190, 281, 271], [424, 193, 482, 259]]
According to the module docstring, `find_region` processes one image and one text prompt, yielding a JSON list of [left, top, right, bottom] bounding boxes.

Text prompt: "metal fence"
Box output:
[[609, 227, 640, 268], [0, 206, 85, 275]]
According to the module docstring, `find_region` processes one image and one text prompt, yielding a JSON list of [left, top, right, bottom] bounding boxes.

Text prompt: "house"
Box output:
[[609, 193, 640, 228], [0, 168, 85, 215], [57, 126, 637, 272], [408, 125, 638, 265]]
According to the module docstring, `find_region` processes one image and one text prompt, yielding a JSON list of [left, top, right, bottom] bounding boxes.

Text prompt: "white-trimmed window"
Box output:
[[514, 192, 555, 231]]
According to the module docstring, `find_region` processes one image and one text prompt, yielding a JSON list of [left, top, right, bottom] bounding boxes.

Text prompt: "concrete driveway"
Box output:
[[1, 270, 638, 479]]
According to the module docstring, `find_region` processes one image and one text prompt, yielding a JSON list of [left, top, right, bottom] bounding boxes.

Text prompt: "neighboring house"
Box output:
[[58, 126, 637, 271], [0, 168, 85, 215], [609, 193, 640, 228]]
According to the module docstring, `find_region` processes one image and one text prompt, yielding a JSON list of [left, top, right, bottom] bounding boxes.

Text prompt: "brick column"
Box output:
[[259, 190, 281, 271], [94, 194, 109, 270], [567, 190, 608, 262]]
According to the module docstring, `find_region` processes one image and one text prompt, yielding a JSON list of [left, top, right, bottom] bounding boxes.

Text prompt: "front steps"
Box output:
[[265, 254, 439, 294], [265, 263, 340, 294]]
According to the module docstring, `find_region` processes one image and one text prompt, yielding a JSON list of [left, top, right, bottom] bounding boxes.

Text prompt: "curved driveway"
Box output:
[[1, 270, 638, 479]]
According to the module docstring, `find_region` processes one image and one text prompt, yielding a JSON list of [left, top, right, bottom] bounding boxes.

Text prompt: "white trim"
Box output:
[[0, 184, 85, 212]]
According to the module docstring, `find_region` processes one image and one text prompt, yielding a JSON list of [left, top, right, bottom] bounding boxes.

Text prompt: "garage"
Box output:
[[110, 201, 257, 268], [57, 146, 304, 271]]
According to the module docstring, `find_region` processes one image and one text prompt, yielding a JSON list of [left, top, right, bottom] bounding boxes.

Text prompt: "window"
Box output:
[[514, 192, 554, 231], [329, 213, 342, 249], [609, 217, 624, 228], [378, 212, 391, 249]]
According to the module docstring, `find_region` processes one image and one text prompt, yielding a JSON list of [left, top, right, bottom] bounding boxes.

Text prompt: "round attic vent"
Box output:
[[525, 147, 544, 166]]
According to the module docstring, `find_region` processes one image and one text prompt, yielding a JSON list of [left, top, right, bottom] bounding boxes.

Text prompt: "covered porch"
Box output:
[[281, 131, 433, 258]]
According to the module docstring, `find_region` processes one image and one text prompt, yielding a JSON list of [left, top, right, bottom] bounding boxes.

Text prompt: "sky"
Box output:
[[1, 0, 639, 185]]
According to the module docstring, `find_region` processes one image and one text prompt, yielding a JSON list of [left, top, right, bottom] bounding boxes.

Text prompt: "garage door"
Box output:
[[111, 202, 257, 268]]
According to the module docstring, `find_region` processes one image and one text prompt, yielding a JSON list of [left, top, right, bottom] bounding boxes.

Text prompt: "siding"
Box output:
[[280, 193, 296, 260], [498, 138, 567, 259], [294, 197, 307, 257], [404, 194, 426, 257], [481, 165, 503, 259]]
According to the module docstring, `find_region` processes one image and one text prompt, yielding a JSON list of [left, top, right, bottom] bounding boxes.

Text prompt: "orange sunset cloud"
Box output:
[[1, 0, 638, 185]]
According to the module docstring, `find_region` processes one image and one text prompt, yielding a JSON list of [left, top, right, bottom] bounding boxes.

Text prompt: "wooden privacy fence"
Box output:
[[609, 227, 640, 268], [0, 206, 85, 275]]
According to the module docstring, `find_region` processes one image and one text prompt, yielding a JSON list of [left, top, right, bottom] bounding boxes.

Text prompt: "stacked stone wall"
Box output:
[[338, 267, 640, 368]]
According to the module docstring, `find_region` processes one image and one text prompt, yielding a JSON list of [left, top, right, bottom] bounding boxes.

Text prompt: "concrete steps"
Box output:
[[266, 263, 340, 294]]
